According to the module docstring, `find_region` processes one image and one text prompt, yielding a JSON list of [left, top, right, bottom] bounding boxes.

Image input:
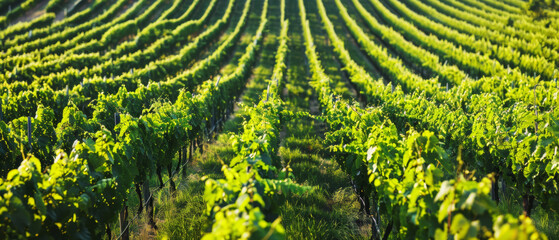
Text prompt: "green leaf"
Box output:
[[8, 196, 31, 232], [7, 169, 19, 181], [434, 228, 448, 240], [450, 213, 470, 238], [435, 181, 452, 201]]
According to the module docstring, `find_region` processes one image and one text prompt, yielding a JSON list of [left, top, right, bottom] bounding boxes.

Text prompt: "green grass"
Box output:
[[153, 132, 241, 239], [496, 186, 559, 239], [155, 179, 207, 240], [270, 2, 371, 238], [279, 187, 368, 240]]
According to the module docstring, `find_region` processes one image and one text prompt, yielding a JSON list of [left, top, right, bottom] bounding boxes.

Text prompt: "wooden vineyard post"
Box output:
[[143, 181, 157, 229], [491, 174, 500, 204], [135, 184, 143, 214], [114, 113, 120, 131], [106, 224, 111, 240], [114, 113, 129, 240], [199, 137, 204, 155], [167, 162, 176, 194], [27, 117, 32, 150], [266, 84, 270, 102], [176, 148, 182, 173], [181, 145, 186, 178], [501, 178, 507, 198], [184, 142, 192, 177], [370, 189, 381, 240], [523, 195, 535, 217], [119, 206, 129, 240]]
